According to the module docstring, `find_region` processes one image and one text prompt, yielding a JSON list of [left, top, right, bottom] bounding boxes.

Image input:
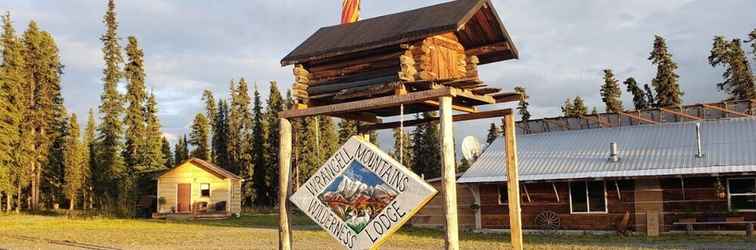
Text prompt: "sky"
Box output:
[[2, 0, 755, 153]]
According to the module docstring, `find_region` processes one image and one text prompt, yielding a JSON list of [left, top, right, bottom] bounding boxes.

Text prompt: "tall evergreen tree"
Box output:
[[161, 137, 173, 168], [748, 29, 756, 61], [189, 113, 210, 161], [251, 84, 269, 206], [649, 35, 683, 107], [96, 0, 126, 207], [264, 81, 284, 206], [337, 119, 359, 144], [174, 136, 187, 164], [708, 36, 755, 101], [212, 100, 230, 170], [23, 20, 65, 209], [319, 116, 339, 161], [144, 93, 164, 170], [123, 36, 147, 171], [486, 123, 499, 145], [228, 79, 252, 180], [643, 84, 656, 108], [600, 69, 623, 113], [572, 96, 588, 116], [201, 89, 217, 159], [295, 116, 320, 185], [392, 128, 413, 168], [82, 109, 96, 209], [624, 77, 649, 110], [411, 112, 441, 179], [514, 86, 531, 122], [63, 114, 83, 210], [0, 13, 27, 211]]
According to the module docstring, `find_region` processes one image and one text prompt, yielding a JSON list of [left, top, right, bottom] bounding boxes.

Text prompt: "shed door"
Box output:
[[177, 183, 191, 212]]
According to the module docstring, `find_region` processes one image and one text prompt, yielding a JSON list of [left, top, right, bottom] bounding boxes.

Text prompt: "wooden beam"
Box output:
[[579, 115, 611, 128], [361, 109, 512, 131], [617, 111, 657, 124], [465, 41, 512, 57], [451, 88, 495, 104], [330, 112, 382, 124], [279, 87, 454, 119], [658, 107, 703, 121], [423, 100, 478, 113], [492, 92, 523, 103], [278, 118, 293, 250], [702, 103, 752, 117], [439, 96, 459, 250], [503, 113, 524, 250]]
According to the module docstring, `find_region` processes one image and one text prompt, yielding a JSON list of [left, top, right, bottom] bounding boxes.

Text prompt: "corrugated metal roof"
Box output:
[[458, 117, 756, 183]]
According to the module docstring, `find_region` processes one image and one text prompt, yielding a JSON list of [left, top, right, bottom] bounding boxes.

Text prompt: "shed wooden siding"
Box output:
[[158, 162, 239, 213], [411, 180, 477, 229]]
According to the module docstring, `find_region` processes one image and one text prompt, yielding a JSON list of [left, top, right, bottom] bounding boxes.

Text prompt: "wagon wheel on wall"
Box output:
[[534, 210, 560, 233]]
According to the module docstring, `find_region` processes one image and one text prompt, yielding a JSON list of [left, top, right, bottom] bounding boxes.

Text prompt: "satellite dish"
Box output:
[[461, 136, 482, 162]]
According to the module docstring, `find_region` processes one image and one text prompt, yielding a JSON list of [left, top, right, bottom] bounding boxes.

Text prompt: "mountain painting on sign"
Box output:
[[319, 160, 399, 233]]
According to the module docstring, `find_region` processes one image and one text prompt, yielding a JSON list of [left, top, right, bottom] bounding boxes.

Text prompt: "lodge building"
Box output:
[[412, 112, 756, 234]]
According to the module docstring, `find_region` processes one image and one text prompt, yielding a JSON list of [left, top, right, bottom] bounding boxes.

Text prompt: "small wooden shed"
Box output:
[[157, 158, 242, 215]]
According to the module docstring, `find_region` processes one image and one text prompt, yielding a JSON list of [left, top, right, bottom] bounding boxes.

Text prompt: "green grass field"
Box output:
[[0, 213, 752, 249]]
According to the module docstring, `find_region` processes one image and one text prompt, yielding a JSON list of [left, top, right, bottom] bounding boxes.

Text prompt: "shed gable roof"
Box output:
[[281, 0, 517, 66], [161, 158, 241, 180]]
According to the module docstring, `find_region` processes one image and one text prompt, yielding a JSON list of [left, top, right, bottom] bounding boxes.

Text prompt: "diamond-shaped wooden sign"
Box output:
[[290, 136, 438, 250]]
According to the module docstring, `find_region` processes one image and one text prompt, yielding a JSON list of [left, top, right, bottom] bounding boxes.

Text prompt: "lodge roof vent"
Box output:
[[695, 123, 705, 158], [609, 142, 620, 162]]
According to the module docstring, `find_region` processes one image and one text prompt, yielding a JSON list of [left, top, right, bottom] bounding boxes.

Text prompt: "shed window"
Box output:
[[497, 184, 508, 205], [728, 178, 756, 211], [569, 181, 607, 214], [200, 183, 210, 197]]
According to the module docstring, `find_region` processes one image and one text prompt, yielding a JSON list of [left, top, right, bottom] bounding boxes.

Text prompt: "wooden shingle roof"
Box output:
[[281, 0, 518, 66], [161, 158, 242, 180]]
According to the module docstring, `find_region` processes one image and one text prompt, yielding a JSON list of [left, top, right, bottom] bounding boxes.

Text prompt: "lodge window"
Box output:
[[728, 178, 756, 211], [497, 184, 508, 205], [200, 183, 210, 197], [569, 181, 607, 214]]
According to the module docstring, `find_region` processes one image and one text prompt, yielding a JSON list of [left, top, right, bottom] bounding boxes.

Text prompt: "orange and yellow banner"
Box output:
[[341, 0, 360, 24]]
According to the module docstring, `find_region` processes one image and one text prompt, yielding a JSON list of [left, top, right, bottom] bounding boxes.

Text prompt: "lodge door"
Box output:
[[177, 183, 191, 213]]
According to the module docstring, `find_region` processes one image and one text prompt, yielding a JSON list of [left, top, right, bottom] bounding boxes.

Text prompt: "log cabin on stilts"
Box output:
[[277, 0, 527, 249]]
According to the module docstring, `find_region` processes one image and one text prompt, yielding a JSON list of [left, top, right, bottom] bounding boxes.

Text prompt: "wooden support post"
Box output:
[[503, 113, 524, 250], [278, 118, 293, 250], [439, 96, 459, 250]]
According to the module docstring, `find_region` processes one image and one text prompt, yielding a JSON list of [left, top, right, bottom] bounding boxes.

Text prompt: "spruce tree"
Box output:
[[624, 77, 648, 110], [411, 112, 440, 179], [201, 89, 217, 159], [319, 116, 339, 161], [23, 20, 65, 209], [63, 114, 83, 210], [643, 84, 656, 108], [212, 100, 230, 170], [514, 86, 531, 122], [392, 128, 413, 168], [174, 136, 186, 164], [83, 109, 96, 209], [708, 36, 755, 100], [96, 0, 125, 206], [600, 69, 623, 113], [123, 36, 147, 171], [228, 78, 252, 180], [561, 98, 575, 117], [264, 81, 284, 206], [144, 93, 164, 170], [572, 96, 588, 116], [0, 13, 26, 211], [161, 137, 173, 168], [649, 35, 683, 107], [251, 84, 268, 206], [748, 29, 756, 61], [189, 113, 210, 161], [337, 119, 359, 144], [486, 123, 499, 144]]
